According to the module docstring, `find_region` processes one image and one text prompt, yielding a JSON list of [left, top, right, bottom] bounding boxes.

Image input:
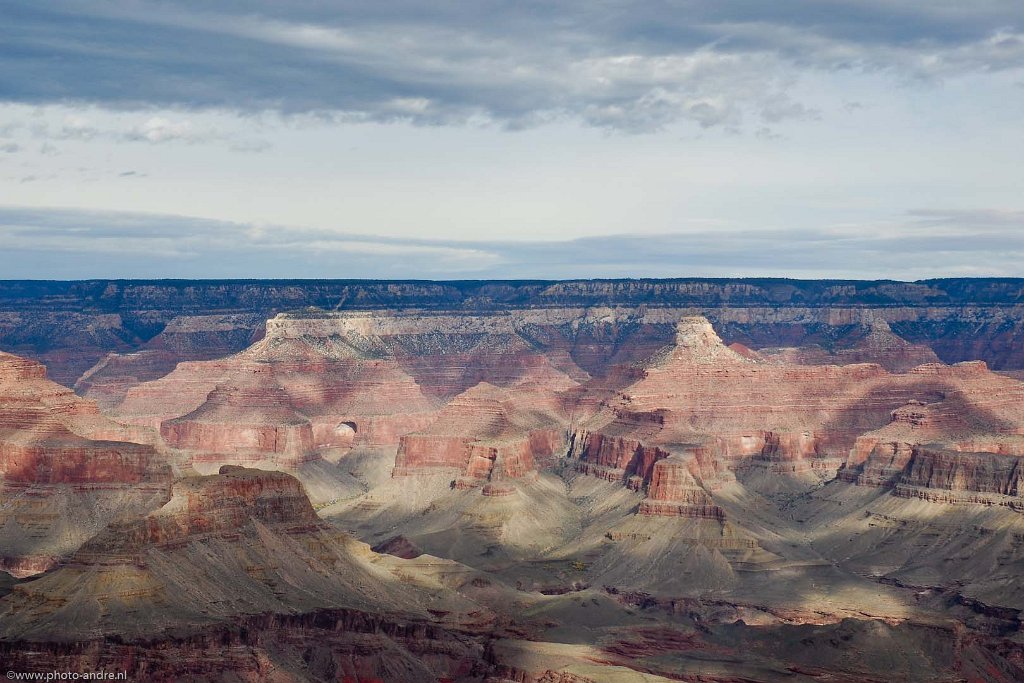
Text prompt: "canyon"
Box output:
[[2, 278, 1024, 681]]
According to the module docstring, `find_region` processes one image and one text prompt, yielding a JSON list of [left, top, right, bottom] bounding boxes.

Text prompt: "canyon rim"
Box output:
[[4, 0, 1024, 680]]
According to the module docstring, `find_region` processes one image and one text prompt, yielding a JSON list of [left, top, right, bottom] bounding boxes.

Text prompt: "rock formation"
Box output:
[[8, 278, 1024, 394], [0, 466, 493, 681], [763, 318, 942, 372], [5, 288, 1024, 681], [394, 381, 570, 488], [0, 351, 172, 577]]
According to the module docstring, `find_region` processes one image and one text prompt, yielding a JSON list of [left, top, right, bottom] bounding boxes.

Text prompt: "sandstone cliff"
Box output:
[[0, 351, 172, 577]]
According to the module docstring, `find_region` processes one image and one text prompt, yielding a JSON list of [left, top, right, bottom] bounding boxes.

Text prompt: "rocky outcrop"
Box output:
[[160, 364, 318, 467], [0, 466, 493, 681], [762, 319, 942, 372], [0, 466, 489, 641], [893, 447, 1024, 506], [568, 317, 1024, 521], [114, 320, 444, 463], [0, 351, 172, 577], [839, 361, 1024, 506], [394, 382, 568, 487], [638, 454, 726, 520]]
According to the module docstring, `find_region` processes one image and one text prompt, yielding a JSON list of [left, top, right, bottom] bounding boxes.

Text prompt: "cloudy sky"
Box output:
[[2, 1, 1023, 279]]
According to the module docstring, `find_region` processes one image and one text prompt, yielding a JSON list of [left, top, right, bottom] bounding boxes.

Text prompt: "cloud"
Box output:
[[2, 105, 269, 153], [2, 1, 1021, 132], [0, 205, 1021, 280], [123, 117, 199, 143]]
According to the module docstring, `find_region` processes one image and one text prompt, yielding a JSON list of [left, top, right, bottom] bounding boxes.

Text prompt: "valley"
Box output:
[[2, 279, 1024, 681]]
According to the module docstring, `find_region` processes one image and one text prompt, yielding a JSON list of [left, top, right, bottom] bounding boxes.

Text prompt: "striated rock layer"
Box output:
[[394, 381, 571, 487], [568, 316, 1024, 522], [0, 466, 493, 681], [0, 351, 171, 577], [8, 278, 1024, 391]]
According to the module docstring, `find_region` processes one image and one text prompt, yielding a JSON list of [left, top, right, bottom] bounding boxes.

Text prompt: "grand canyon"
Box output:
[[0, 278, 1021, 681]]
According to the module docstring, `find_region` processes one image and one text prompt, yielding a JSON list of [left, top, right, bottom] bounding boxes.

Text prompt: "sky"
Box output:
[[1, 1, 1023, 280]]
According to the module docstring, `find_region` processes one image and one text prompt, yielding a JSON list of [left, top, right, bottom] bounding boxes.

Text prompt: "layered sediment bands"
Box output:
[[839, 364, 1024, 506], [0, 609, 487, 683], [569, 317, 1024, 515], [0, 466, 490, 643], [75, 314, 264, 410], [0, 351, 168, 487], [394, 382, 569, 484], [160, 365, 318, 467], [0, 467, 494, 681], [115, 321, 444, 458], [762, 319, 942, 372], [895, 447, 1024, 503], [264, 311, 589, 398], [0, 351, 172, 576], [5, 279, 1024, 389], [84, 465, 323, 554], [638, 454, 726, 520]]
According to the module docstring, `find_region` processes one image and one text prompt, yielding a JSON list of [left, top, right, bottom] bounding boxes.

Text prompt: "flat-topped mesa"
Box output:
[[393, 382, 566, 487], [116, 307, 591, 455], [262, 310, 588, 399], [638, 453, 726, 520]]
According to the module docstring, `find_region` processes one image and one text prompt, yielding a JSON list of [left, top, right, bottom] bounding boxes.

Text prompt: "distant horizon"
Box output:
[[3, 275, 1024, 284]]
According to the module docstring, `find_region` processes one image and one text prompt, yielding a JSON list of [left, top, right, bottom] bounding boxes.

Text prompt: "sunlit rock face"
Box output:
[[0, 351, 172, 577], [0, 466, 493, 681], [6, 297, 1024, 681], [568, 317, 1024, 505], [393, 380, 571, 487]]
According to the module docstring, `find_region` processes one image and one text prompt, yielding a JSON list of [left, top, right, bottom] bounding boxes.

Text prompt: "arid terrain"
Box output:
[[3, 278, 1024, 682]]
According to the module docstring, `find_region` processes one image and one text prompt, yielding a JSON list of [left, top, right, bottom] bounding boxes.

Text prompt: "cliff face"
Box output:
[[0, 467, 486, 636], [3, 279, 1024, 396], [4, 291, 1024, 681], [566, 317, 1024, 526], [393, 381, 570, 487], [0, 466, 492, 681], [0, 351, 172, 577]]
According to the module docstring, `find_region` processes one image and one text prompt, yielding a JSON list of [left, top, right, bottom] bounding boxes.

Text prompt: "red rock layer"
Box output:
[[569, 317, 1024, 506], [160, 365, 318, 467], [113, 321, 446, 461], [841, 371, 1024, 503], [394, 382, 567, 486], [894, 447, 1023, 502], [0, 351, 172, 576], [0, 351, 165, 487], [638, 454, 727, 520]]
